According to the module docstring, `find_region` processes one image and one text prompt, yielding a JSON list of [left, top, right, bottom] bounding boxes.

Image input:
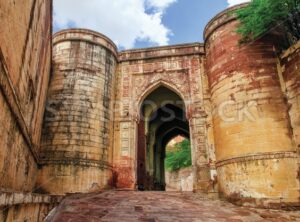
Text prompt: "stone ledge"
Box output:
[[39, 158, 112, 170], [225, 195, 300, 210], [216, 151, 299, 168], [119, 43, 204, 61], [0, 191, 63, 207]]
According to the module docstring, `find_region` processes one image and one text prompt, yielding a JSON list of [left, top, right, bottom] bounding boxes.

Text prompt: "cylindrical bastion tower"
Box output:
[[37, 29, 117, 194], [205, 4, 299, 207]]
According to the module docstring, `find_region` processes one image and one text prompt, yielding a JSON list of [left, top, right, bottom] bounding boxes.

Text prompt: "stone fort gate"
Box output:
[[31, 4, 299, 208], [113, 43, 214, 192], [1, 1, 300, 219], [39, 28, 214, 193]]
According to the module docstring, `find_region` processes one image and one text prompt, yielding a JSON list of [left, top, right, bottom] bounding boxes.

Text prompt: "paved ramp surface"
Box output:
[[47, 191, 300, 222]]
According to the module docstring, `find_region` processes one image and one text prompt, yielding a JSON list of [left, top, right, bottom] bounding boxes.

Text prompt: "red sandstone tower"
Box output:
[[205, 4, 300, 207]]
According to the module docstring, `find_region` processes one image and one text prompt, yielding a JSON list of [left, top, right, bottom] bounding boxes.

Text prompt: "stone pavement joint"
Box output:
[[47, 191, 300, 222]]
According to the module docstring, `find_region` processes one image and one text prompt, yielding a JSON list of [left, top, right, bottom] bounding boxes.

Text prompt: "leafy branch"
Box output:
[[235, 0, 300, 50], [165, 139, 192, 172]]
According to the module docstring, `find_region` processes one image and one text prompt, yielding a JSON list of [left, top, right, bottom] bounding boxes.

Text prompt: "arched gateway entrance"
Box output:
[[113, 44, 214, 193], [137, 86, 191, 190]]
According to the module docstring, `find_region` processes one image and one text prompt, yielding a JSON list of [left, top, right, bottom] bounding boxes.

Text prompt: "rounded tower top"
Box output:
[[204, 3, 249, 42], [53, 28, 118, 58]]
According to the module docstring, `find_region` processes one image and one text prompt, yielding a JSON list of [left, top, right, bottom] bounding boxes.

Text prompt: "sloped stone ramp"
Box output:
[[46, 191, 300, 222]]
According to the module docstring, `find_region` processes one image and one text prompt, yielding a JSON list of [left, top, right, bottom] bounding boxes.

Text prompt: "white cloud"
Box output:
[[53, 0, 177, 49], [227, 0, 250, 7], [146, 0, 176, 10]]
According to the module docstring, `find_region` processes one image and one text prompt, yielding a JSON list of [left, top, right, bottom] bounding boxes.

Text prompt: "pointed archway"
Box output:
[[137, 86, 191, 190]]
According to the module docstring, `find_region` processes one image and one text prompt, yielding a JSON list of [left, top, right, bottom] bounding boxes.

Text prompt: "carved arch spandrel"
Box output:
[[131, 72, 191, 118]]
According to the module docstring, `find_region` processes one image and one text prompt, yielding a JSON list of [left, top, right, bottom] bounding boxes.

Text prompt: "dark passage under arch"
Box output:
[[137, 86, 190, 191]]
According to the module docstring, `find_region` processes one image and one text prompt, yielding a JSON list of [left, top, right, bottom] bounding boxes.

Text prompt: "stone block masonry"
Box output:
[[113, 43, 215, 192], [36, 29, 118, 195], [0, 192, 62, 222], [205, 4, 300, 207], [0, 0, 58, 221], [0, 0, 52, 191], [280, 41, 300, 151], [0, 2, 300, 220]]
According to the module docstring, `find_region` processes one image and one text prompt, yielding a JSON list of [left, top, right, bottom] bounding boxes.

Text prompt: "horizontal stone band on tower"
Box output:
[[216, 151, 299, 168]]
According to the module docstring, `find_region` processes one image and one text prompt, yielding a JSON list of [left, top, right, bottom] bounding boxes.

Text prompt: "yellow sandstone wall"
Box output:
[[0, 0, 59, 221], [280, 41, 300, 151], [0, 0, 52, 193], [205, 4, 300, 207], [36, 29, 118, 195], [0, 192, 62, 222], [1, 1, 299, 215]]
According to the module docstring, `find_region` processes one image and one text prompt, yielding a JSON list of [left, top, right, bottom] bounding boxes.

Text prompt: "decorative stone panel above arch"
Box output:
[[112, 43, 216, 192]]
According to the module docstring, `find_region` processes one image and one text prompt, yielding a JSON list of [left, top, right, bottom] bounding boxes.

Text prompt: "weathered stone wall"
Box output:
[[0, 192, 62, 222], [165, 167, 193, 191], [113, 44, 216, 192], [0, 0, 52, 193], [280, 41, 300, 150], [1, 0, 299, 213], [0, 0, 56, 221], [37, 29, 118, 195], [205, 4, 300, 207], [0, 90, 38, 192]]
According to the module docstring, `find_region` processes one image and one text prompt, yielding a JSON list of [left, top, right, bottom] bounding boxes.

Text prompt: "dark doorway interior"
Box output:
[[137, 86, 190, 191]]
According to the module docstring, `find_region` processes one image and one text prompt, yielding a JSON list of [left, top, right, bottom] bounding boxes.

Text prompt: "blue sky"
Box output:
[[53, 0, 249, 49], [135, 0, 228, 48]]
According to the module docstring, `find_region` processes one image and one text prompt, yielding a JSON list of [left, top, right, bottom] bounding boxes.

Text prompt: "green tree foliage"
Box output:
[[165, 139, 192, 172], [235, 0, 300, 49]]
